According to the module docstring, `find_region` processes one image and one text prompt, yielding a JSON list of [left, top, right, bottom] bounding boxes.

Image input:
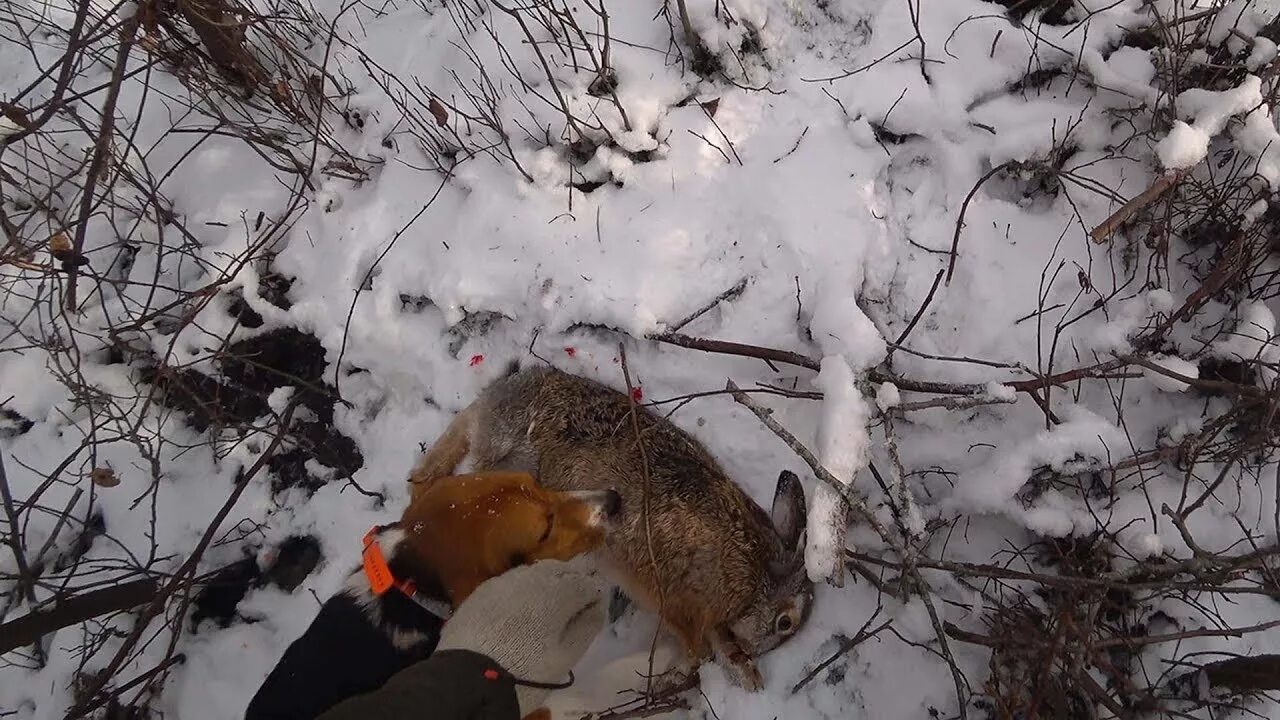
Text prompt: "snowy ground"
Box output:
[[4, 0, 1280, 718]]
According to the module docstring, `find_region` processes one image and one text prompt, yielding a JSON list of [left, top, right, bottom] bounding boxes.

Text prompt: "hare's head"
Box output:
[[729, 470, 814, 657]]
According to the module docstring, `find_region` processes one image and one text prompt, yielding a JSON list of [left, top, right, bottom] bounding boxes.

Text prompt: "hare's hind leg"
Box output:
[[408, 408, 475, 500]]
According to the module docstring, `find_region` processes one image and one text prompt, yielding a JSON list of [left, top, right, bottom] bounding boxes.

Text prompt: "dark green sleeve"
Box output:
[[316, 649, 521, 720]]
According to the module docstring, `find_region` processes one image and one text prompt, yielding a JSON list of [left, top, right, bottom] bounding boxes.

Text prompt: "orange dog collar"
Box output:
[[361, 528, 415, 597], [361, 527, 452, 620]]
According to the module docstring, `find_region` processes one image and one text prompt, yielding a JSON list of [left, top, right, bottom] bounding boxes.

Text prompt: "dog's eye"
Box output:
[[774, 612, 795, 634], [538, 512, 554, 542]]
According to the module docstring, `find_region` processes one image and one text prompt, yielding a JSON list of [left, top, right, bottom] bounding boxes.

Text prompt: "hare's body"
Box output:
[[410, 366, 813, 690]]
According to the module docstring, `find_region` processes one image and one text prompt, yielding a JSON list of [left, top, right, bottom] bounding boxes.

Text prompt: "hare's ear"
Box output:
[[770, 470, 806, 553]]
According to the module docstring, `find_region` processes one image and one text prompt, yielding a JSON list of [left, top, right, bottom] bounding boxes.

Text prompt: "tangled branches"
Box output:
[[0, 0, 373, 712]]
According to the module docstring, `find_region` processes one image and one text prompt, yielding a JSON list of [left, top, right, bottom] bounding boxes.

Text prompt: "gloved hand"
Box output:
[[437, 556, 606, 718], [314, 649, 520, 720]]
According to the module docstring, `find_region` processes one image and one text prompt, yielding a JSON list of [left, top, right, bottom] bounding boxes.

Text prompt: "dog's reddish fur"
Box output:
[[397, 470, 612, 604]]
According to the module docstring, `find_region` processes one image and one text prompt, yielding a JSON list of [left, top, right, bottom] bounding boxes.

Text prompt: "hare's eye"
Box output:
[[774, 612, 795, 634]]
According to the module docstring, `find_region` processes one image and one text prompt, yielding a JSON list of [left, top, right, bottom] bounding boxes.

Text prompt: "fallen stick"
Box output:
[[1090, 170, 1184, 243], [652, 331, 1132, 398], [0, 577, 159, 654], [650, 332, 820, 372], [1196, 654, 1280, 692]]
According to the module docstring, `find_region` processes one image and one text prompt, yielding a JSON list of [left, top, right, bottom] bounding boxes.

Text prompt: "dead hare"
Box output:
[[409, 365, 813, 691]]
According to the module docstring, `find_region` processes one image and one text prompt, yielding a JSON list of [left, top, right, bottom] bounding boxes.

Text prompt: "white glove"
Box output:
[[437, 557, 606, 717]]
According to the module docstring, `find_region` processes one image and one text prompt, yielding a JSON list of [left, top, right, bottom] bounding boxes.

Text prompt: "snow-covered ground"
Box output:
[[4, 0, 1280, 718]]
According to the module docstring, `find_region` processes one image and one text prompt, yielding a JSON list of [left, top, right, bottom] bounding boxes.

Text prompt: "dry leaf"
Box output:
[[49, 232, 71, 255], [428, 97, 449, 128], [272, 80, 292, 104], [700, 98, 720, 117], [90, 467, 120, 488], [49, 231, 89, 267]]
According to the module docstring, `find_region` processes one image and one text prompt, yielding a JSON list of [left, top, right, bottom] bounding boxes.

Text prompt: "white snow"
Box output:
[[1133, 532, 1164, 560], [1142, 355, 1199, 392], [954, 405, 1126, 518], [0, 115, 20, 139], [875, 382, 900, 412], [807, 356, 872, 585], [809, 291, 888, 373], [1208, 0, 1271, 47], [1157, 75, 1264, 169], [1248, 37, 1279, 70], [1237, 104, 1280, 188], [1147, 288, 1175, 312], [1081, 46, 1159, 105], [984, 381, 1017, 403], [1157, 121, 1212, 169], [267, 386, 296, 414]]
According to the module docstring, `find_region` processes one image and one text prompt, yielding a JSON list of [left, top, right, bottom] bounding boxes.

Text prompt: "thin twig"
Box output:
[[619, 344, 665, 700], [948, 161, 1011, 285], [0, 448, 37, 619], [668, 278, 748, 333], [791, 617, 892, 693], [892, 268, 945, 351]]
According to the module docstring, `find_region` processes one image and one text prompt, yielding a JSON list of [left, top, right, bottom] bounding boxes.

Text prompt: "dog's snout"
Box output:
[[602, 489, 622, 518]]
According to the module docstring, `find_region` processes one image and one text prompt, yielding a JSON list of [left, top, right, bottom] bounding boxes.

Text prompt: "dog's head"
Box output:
[[398, 471, 620, 603]]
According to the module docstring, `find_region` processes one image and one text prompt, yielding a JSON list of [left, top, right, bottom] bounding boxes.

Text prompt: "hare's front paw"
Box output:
[[710, 626, 763, 691], [721, 654, 763, 692]]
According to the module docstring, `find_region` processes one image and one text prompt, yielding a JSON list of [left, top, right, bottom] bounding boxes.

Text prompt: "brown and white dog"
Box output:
[[244, 471, 619, 720]]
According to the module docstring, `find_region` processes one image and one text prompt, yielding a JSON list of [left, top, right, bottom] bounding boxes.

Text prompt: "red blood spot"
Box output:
[[469, 354, 484, 367], [630, 386, 643, 402], [483, 669, 499, 681], [564, 347, 577, 357]]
